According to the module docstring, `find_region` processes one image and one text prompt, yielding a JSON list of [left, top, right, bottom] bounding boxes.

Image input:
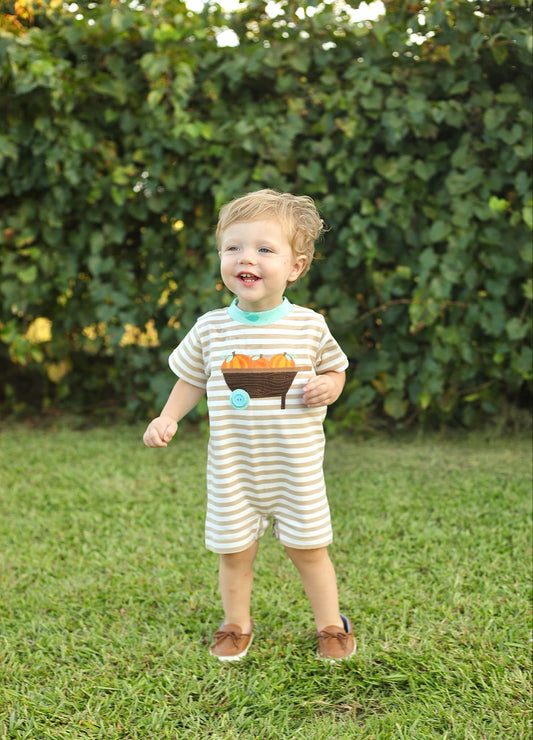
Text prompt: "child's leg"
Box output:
[[284, 546, 344, 631], [218, 540, 258, 632]]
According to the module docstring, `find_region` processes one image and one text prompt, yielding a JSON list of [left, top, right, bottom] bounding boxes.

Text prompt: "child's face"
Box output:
[[218, 218, 307, 313]]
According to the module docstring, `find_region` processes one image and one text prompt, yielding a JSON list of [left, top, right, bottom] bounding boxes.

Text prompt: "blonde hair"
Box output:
[[216, 189, 324, 284]]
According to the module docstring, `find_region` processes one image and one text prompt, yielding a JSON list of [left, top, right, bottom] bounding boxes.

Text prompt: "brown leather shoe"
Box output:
[[317, 614, 356, 661], [209, 622, 254, 662]]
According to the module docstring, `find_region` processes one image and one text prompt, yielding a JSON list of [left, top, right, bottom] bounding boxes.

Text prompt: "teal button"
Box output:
[[230, 389, 250, 409], [247, 314, 259, 322]]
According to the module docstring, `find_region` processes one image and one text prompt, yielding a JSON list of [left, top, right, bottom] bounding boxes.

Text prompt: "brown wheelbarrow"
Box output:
[[222, 366, 311, 409]]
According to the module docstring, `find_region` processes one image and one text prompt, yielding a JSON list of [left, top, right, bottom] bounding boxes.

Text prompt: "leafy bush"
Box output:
[[0, 0, 531, 426]]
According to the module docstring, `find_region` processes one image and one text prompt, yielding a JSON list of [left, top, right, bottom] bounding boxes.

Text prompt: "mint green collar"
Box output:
[[227, 297, 293, 325]]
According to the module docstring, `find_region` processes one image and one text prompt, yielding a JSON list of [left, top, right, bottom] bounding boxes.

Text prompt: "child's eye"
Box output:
[[259, 247, 273, 253]]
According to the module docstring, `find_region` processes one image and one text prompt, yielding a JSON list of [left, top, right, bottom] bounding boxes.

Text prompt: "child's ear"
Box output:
[[289, 254, 308, 282]]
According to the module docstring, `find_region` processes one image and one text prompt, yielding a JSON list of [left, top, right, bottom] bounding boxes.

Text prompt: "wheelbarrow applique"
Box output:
[[221, 352, 311, 409]]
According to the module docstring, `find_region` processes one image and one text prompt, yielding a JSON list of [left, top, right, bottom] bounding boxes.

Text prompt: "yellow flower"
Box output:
[[47, 360, 70, 383], [82, 323, 108, 340], [25, 317, 52, 343], [120, 320, 160, 347]]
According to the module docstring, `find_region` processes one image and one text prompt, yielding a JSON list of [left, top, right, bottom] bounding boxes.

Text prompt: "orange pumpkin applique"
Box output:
[[250, 354, 270, 368], [221, 352, 253, 369], [269, 352, 296, 368]]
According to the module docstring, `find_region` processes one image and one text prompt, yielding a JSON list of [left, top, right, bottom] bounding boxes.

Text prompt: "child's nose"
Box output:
[[239, 247, 256, 264]]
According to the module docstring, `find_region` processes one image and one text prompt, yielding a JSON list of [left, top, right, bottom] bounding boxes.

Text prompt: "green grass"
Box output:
[[0, 423, 531, 739]]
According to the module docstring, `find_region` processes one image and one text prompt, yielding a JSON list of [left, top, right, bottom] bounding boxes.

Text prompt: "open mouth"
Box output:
[[238, 272, 260, 284]]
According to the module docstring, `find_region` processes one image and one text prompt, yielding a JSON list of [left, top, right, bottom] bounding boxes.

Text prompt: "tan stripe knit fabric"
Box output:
[[169, 304, 348, 554]]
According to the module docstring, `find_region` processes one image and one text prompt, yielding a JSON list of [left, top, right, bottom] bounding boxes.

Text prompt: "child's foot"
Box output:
[[316, 614, 356, 661], [209, 621, 254, 662]]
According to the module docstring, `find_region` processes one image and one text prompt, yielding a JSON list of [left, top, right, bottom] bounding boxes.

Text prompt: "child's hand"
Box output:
[[302, 371, 345, 408], [143, 415, 178, 447]]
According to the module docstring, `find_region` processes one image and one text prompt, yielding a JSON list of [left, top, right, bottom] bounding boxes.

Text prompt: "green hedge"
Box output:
[[0, 0, 531, 426]]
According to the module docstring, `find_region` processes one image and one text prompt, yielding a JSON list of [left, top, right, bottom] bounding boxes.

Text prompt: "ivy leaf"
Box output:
[[18, 265, 38, 284], [489, 196, 508, 212], [522, 203, 533, 230], [428, 220, 452, 243], [384, 391, 408, 420], [506, 318, 528, 341]]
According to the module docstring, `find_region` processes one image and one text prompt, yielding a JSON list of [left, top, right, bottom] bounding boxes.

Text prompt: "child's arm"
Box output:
[[302, 370, 345, 408], [143, 379, 205, 447]]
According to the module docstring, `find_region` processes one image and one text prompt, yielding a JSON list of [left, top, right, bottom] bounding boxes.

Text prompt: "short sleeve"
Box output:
[[315, 316, 349, 374], [168, 324, 208, 390]]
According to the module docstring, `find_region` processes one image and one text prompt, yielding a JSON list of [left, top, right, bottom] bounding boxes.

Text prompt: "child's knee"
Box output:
[[220, 542, 258, 570], [285, 545, 330, 568]]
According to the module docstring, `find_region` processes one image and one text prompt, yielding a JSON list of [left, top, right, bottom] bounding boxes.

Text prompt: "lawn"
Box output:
[[0, 423, 531, 739]]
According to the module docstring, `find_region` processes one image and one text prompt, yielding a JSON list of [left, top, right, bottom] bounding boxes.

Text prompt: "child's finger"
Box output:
[[302, 377, 321, 394], [163, 423, 177, 442], [144, 426, 165, 447]]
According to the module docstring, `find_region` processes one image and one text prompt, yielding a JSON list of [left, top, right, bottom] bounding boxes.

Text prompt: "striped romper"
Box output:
[[168, 298, 349, 554]]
